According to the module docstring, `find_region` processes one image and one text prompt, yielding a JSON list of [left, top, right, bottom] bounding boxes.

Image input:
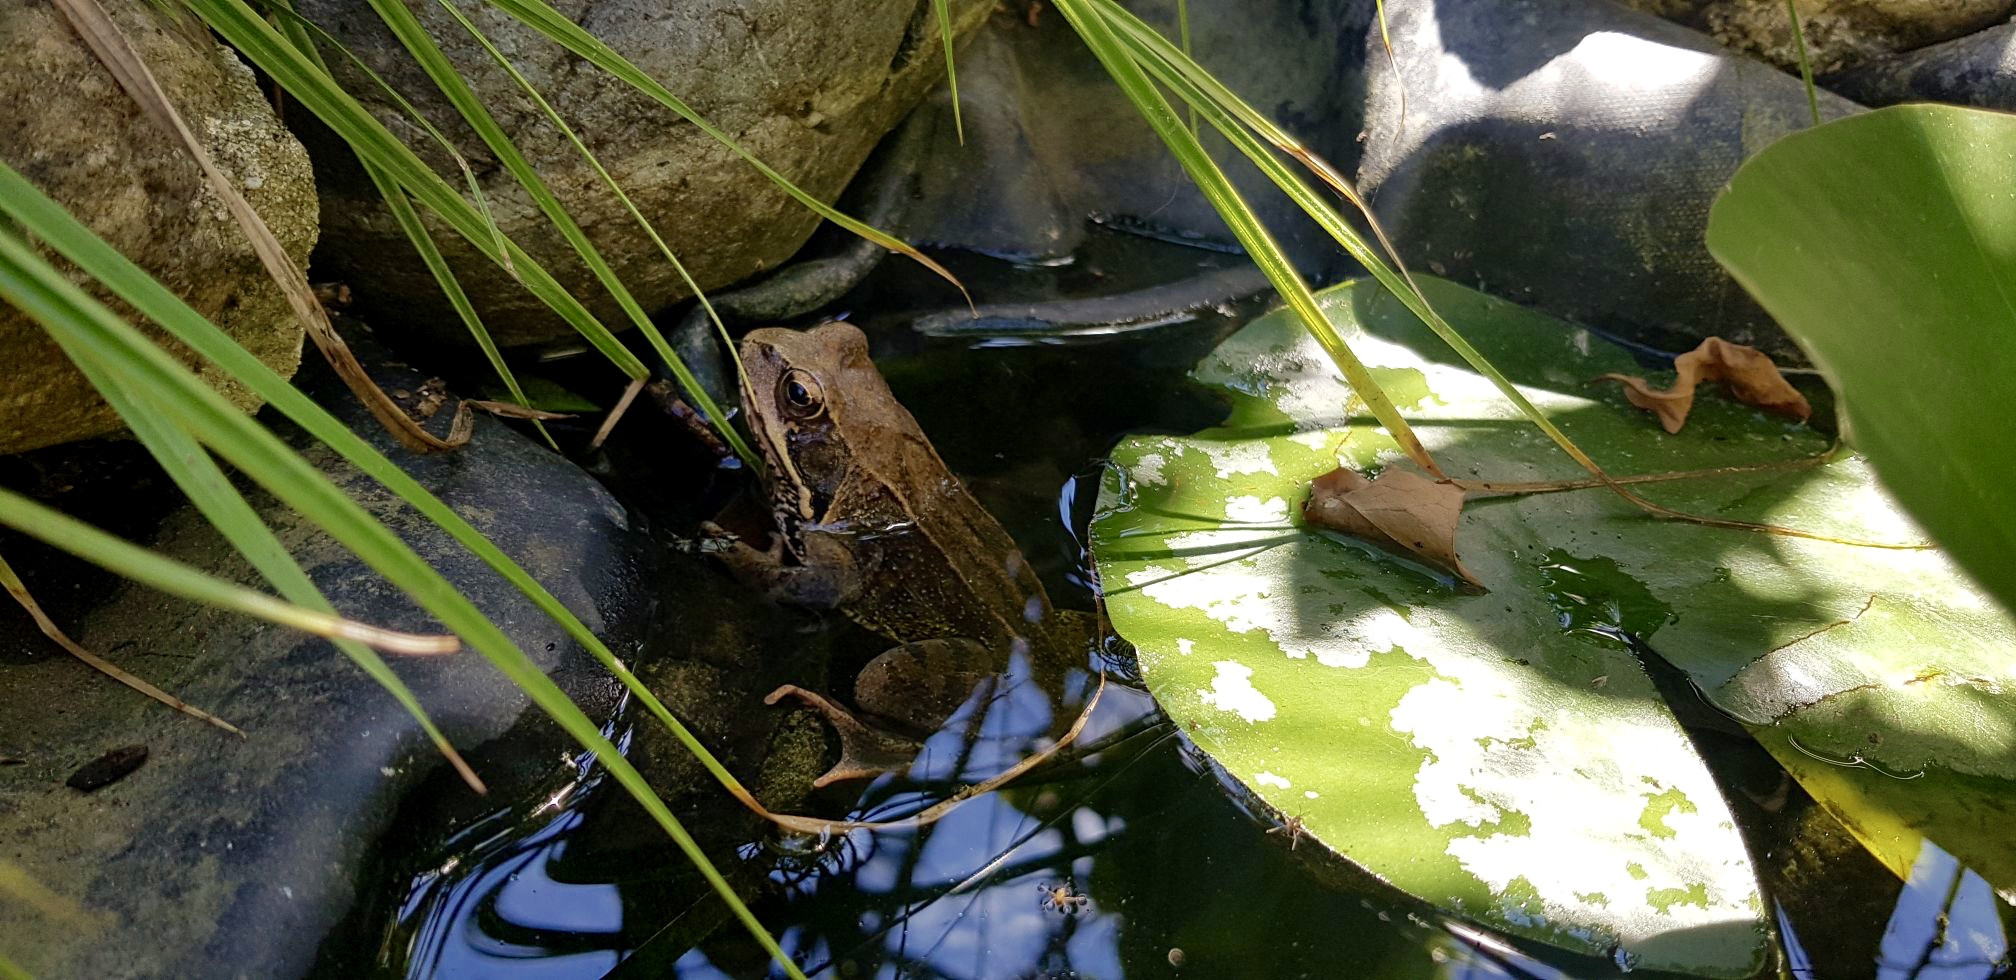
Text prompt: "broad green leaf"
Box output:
[[1707, 103, 2016, 617], [483, 376, 598, 413], [1092, 278, 2016, 972]]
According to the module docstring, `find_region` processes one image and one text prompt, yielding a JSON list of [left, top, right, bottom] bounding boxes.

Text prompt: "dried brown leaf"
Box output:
[[1597, 337, 1812, 434], [1303, 467, 1485, 592]]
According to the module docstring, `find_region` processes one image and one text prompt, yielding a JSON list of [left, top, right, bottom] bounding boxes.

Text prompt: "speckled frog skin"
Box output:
[[708, 321, 1089, 784]]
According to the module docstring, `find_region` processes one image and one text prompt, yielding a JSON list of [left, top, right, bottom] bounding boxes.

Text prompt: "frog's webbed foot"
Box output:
[[764, 684, 922, 788]]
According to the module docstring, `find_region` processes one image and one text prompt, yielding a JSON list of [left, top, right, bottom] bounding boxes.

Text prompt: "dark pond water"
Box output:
[[341, 230, 2011, 979]]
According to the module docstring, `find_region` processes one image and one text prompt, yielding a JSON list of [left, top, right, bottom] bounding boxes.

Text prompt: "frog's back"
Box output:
[[833, 449, 1053, 656]]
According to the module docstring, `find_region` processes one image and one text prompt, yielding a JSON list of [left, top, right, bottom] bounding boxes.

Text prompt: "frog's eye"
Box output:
[[779, 368, 825, 419]]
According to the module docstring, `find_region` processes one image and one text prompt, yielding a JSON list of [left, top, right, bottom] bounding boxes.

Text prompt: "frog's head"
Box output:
[[738, 320, 903, 524]]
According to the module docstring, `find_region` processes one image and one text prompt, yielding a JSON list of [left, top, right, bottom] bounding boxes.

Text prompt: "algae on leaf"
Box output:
[[1091, 278, 2016, 974]]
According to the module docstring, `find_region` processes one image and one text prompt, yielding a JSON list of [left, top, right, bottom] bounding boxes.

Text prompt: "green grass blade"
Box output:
[[1095, 0, 1621, 481], [1050, 0, 1444, 477], [0, 953, 27, 980], [60, 338, 487, 787], [426, 0, 756, 454], [480, 0, 970, 304], [1784, 0, 1821, 128], [934, 0, 964, 143], [271, 6, 524, 282], [271, 6, 548, 453], [0, 160, 757, 814], [368, 163, 554, 453], [351, 0, 752, 463], [185, 0, 649, 378], [0, 482, 434, 655], [1093, 1, 1364, 209], [0, 164, 798, 977], [1176, 0, 1194, 133]]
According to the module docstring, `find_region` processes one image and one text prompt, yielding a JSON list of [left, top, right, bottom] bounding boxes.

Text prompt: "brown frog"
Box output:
[[707, 321, 1090, 787]]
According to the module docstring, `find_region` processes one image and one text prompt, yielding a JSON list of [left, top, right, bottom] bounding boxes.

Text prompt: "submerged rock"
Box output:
[[0, 327, 656, 978], [0, 0, 316, 454]]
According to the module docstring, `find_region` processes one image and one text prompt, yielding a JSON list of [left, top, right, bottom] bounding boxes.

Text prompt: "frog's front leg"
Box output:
[[769, 636, 999, 787], [703, 523, 860, 610]]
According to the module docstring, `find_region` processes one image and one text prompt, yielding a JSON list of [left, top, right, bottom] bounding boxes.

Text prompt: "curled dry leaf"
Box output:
[[1596, 337, 1812, 434], [1302, 467, 1486, 592]]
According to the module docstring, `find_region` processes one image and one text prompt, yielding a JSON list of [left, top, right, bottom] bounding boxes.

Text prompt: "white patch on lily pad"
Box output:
[[1229, 326, 1591, 432], [1177, 638, 1195, 656], [1133, 542, 1346, 663], [1389, 634, 1762, 976], [1224, 495, 1289, 525], [1201, 440, 1278, 479], [1255, 771, 1292, 789], [1350, 609, 1425, 654], [1198, 661, 1275, 722], [1131, 452, 1169, 486]]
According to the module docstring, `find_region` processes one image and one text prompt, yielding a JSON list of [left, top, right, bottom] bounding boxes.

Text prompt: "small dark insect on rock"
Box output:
[[67, 744, 149, 792]]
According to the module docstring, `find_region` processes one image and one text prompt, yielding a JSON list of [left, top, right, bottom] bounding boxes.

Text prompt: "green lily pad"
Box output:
[[1708, 104, 2016, 618], [1091, 277, 2016, 973]]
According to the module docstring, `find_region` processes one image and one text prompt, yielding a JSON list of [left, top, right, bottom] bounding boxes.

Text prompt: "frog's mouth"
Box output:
[[738, 369, 820, 529]]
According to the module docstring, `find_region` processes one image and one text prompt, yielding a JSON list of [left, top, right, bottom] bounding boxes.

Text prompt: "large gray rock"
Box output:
[[1617, 0, 2015, 74], [0, 329, 655, 978], [0, 0, 316, 455], [662, 2, 1376, 404], [1358, 0, 1862, 359], [903, 0, 1375, 269], [296, 0, 993, 348], [1826, 21, 2016, 109]]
